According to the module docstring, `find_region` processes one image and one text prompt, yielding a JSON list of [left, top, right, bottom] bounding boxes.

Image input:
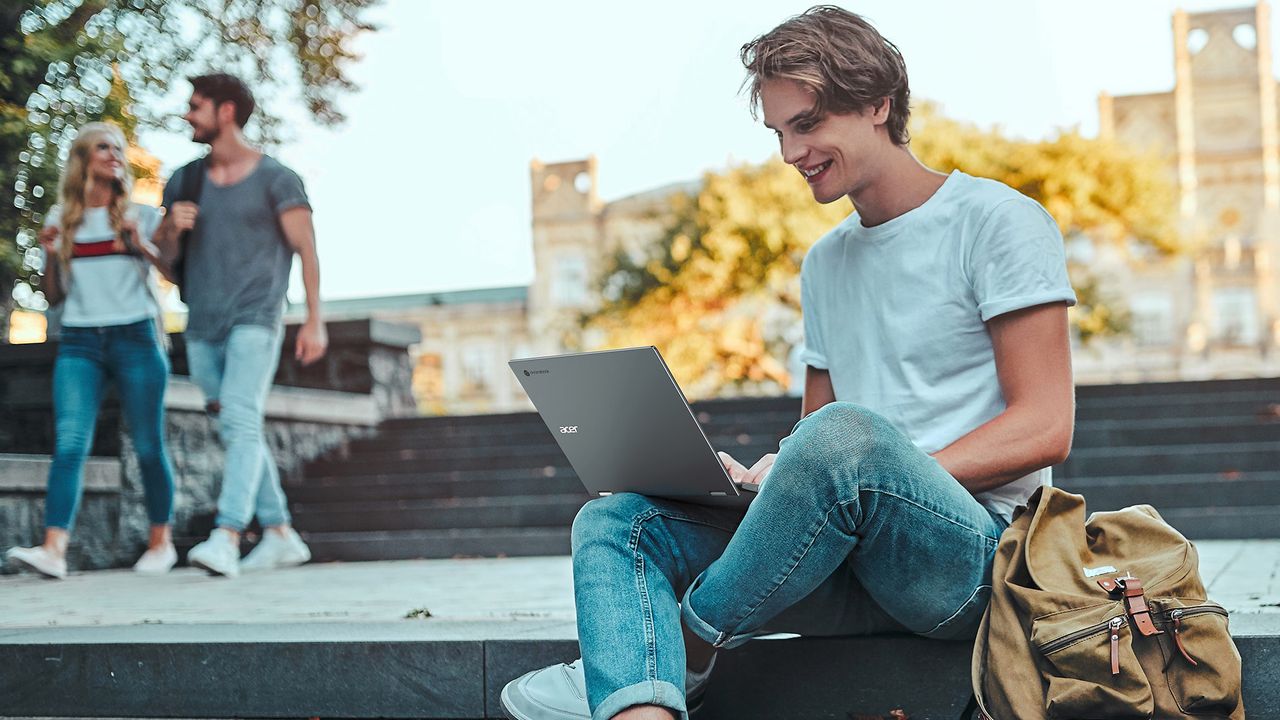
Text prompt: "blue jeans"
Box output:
[[571, 402, 1009, 720], [185, 324, 290, 531], [47, 319, 175, 530]]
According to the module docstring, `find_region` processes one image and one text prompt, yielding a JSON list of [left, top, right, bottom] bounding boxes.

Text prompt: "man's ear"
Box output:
[[871, 97, 892, 125], [216, 101, 237, 127]]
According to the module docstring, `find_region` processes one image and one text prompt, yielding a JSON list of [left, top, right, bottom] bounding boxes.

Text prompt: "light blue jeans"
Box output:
[[571, 402, 1009, 720], [185, 324, 290, 532]]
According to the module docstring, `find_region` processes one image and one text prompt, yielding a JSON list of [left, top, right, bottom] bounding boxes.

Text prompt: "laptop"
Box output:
[[509, 347, 757, 507]]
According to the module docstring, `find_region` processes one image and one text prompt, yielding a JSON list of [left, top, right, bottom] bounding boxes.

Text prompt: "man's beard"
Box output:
[[192, 126, 216, 144]]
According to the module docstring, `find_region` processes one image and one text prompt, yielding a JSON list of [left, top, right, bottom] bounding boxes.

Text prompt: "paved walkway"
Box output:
[[2, 540, 1278, 631]]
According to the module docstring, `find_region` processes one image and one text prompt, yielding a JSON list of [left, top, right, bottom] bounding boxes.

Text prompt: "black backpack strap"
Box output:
[[170, 156, 206, 292]]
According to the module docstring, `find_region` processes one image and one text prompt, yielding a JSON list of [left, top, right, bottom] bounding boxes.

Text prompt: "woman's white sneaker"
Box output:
[[5, 545, 67, 579], [133, 544, 178, 575]]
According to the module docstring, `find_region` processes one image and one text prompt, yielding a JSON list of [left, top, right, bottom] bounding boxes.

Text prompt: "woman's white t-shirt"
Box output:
[[799, 170, 1078, 520], [45, 204, 163, 328]]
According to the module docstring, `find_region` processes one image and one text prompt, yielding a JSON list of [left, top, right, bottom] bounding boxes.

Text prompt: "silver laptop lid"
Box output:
[[510, 347, 743, 501]]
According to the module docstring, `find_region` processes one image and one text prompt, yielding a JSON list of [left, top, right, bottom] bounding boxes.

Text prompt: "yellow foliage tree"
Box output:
[[588, 104, 1181, 398]]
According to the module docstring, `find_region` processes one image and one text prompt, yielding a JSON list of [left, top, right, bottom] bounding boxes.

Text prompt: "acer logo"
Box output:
[[559, 426, 579, 434]]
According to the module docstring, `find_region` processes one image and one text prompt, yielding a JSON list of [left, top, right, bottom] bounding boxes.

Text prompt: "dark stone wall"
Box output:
[[0, 318, 417, 572]]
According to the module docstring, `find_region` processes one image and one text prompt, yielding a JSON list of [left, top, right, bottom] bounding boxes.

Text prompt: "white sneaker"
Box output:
[[499, 655, 715, 720], [186, 529, 242, 577], [239, 527, 311, 572], [133, 544, 178, 575], [4, 545, 67, 579]]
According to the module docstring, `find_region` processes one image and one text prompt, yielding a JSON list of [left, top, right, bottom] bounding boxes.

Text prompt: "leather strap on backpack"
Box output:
[[1098, 576, 1163, 637]]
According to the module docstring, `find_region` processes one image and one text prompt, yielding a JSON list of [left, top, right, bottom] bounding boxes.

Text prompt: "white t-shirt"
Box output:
[[798, 170, 1077, 520], [45, 204, 163, 328]]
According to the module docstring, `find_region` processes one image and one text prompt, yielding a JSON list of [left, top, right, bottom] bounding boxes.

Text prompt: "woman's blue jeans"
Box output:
[[46, 319, 175, 530], [571, 402, 1010, 720]]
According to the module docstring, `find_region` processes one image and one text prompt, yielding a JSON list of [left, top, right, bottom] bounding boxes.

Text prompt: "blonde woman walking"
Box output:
[[5, 122, 178, 579]]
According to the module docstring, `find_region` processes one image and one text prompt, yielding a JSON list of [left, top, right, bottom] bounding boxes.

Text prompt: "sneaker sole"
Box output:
[[499, 675, 590, 720], [189, 556, 240, 578], [499, 682, 532, 720], [9, 556, 65, 580]]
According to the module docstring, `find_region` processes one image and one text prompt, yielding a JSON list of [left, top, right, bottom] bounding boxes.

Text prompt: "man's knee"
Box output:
[[790, 402, 903, 464], [570, 492, 657, 549], [214, 396, 265, 441]]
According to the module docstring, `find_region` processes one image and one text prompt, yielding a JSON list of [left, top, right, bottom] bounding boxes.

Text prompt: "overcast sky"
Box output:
[[138, 0, 1271, 302]]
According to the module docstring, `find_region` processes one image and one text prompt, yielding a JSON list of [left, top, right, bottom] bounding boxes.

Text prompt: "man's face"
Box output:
[[761, 78, 888, 204], [183, 93, 221, 144]]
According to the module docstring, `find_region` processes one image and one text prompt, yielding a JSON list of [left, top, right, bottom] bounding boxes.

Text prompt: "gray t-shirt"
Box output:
[[162, 155, 310, 341]]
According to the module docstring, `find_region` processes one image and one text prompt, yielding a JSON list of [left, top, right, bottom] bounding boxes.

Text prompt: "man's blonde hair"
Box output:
[[740, 6, 911, 145]]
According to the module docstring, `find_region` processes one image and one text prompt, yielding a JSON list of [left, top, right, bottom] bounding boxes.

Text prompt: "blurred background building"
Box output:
[[1083, 3, 1280, 382]]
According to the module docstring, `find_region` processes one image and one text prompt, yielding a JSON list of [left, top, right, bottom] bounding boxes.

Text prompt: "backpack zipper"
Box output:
[[1159, 603, 1227, 668], [1037, 614, 1128, 658]]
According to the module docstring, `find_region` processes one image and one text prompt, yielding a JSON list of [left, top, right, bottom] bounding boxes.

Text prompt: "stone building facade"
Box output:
[[1085, 2, 1280, 382], [309, 156, 694, 415]]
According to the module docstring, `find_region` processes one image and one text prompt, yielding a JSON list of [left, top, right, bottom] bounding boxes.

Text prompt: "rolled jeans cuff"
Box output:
[[593, 680, 687, 720], [680, 574, 756, 650]]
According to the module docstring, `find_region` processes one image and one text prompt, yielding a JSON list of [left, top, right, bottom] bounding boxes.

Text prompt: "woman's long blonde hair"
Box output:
[[55, 122, 134, 267]]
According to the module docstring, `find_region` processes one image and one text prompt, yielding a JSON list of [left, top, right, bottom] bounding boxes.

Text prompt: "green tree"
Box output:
[[589, 104, 1181, 397], [1, 0, 378, 339]]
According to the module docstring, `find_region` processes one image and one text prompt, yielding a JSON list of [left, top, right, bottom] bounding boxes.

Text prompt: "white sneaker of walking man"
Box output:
[[240, 527, 311, 572], [186, 527, 242, 577]]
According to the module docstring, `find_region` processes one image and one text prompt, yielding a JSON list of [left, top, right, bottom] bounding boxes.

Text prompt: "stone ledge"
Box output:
[[166, 377, 379, 426], [0, 454, 119, 494], [1, 616, 1276, 719]]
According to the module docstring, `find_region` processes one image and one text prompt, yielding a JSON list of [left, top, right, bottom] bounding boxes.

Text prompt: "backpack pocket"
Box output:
[[1033, 603, 1154, 719], [1155, 600, 1242, 716]]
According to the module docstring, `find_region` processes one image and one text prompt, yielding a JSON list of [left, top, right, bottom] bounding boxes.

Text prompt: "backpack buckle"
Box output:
[[1115, 576, 1163, 637]]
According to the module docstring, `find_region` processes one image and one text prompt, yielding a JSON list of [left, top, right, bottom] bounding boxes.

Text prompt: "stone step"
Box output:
[[347, 426, 797, 459], [298, 465, 578, 491], [1057, 441, 1280, 478], [1072, 417, 1280, 447], [2, 617, 1276, 719], [1150, 505, 1280, 540], [289, 472, 587, 503], [308, 442, 783, 478], [301, 527, 573, 561], [1071, 397, 1280, 422], [331, 432, 791, 465], [1075, 376, 1280, 398], [291, 494, 591, 534], [1058, 472, 1280, 509]]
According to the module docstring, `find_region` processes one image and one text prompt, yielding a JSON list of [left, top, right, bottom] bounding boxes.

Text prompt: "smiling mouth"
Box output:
[[800, 161, 832, 182]]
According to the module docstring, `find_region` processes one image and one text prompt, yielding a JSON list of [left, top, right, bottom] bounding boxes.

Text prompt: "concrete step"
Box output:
[[328, 432, 789, 466], [2, 617, 1276, 719], [1072, 417, 1280, 447], [1058, 472, 1280, 509], [291, 493, 591, 533], [1057, 441, 1280, 478], [301, 527, 573, 561], [1071, 396, 1280, 422], [1076, 376, 1280, 398], [289, 473, 587, 503], [1151, 505, 1280, 540]]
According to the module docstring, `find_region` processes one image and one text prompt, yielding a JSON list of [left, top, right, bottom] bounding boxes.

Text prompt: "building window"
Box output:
[[461, 343, 494, 393], [1212, 287, 1258, 345], [1131, 293, 1174, 347], [552, 256, 588, 307]]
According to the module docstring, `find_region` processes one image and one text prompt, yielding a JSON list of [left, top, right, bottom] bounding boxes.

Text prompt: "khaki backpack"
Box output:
[[971, 486, 1245, 719]]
